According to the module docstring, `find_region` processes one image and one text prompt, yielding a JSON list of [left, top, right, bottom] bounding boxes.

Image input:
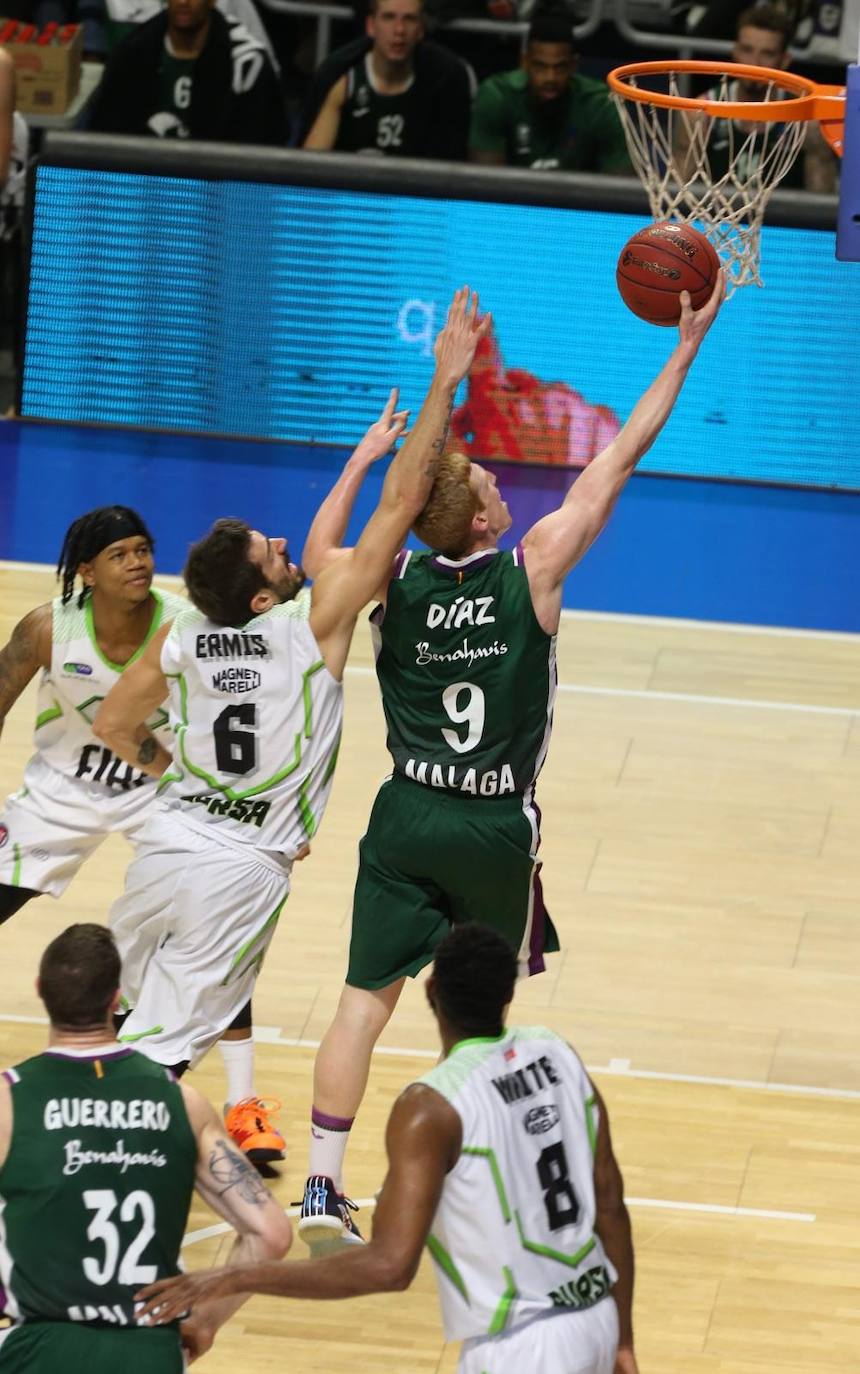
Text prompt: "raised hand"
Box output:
[[433, 286, 493, 390], [354, 387, 410, 465], [678, 267, 725, 351]]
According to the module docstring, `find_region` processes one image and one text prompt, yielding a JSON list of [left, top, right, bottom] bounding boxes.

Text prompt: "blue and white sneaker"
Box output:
[[297, 1174, 364, 1255]]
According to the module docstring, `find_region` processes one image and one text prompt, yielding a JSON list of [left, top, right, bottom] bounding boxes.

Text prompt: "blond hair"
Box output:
[[413, 451, 479, 557]]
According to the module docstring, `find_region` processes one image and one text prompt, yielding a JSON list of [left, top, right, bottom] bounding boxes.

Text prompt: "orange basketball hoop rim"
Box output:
[[608, 60, 845, 155]]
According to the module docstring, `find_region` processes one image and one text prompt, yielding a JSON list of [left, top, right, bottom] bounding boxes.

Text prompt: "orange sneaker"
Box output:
[[224, 1096, 286, 1164]]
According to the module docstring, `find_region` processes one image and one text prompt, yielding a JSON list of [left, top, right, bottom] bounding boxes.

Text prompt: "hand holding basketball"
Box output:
[[617, 222, 722, 326], [677, 268, 725, 348]]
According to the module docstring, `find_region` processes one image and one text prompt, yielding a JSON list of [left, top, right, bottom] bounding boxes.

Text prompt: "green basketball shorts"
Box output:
[[0, 1323, 183, 1373], [347, 773, 560, 990]]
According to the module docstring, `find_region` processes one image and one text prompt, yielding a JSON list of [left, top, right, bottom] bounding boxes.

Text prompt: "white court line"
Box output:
[[1, 560, 856, 643], [4, 560, 853, 717], [344, 665, 857, 718], [254, 1029, 860, 1102], [181, 1195, 814, 1248], [558, 606, 860, 643], [4, 1013, 859, 1103], [623, 1197, 815, 1222], [596, 1062, 860, 1102]]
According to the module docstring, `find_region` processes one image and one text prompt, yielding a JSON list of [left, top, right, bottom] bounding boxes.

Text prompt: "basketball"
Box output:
[[616, 222, 721, 326]]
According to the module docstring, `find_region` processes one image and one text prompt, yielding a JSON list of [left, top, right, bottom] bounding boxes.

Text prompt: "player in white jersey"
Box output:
[[135, 922, 638, 1374], [0, 505, 289, 1163], [0, 507, 185, 918], [93, 287, 491, 1088]]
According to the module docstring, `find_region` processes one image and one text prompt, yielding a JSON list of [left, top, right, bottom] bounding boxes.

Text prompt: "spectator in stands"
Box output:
[[103, 0, 280, 74], [469, 10, 631, 171], [688, 0, 857, 80], [299, 0, 472, 160], [676, 3, 838, 192], [89, 0, 287, 143]]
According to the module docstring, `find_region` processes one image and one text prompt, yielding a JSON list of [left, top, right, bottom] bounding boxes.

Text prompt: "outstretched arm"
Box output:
[[590, 1082, 638, 1374], [522, 273, 724, 633], [310, 288, 491, 678], [93, 625, 173, 777], [136, 1084, 461, 1319], [301, 388, 409, 580]]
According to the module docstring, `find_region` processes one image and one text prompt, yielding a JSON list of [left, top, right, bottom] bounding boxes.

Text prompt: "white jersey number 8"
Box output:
[[441, 682, 485, 755]]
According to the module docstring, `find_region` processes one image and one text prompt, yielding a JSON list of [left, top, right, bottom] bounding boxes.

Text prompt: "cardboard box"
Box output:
[[1, 22, 83, 116]]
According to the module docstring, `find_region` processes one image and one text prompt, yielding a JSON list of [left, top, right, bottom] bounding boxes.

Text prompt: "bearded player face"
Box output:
[[248, 531, 306, 604]]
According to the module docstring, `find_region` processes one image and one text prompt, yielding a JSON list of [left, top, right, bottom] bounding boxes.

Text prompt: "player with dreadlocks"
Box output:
[[0, 506, 287, 1165], [0, 505, 181, 917]]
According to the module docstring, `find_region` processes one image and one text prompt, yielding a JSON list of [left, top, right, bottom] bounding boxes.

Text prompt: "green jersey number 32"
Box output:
[[81, 1188, 157, 1286]]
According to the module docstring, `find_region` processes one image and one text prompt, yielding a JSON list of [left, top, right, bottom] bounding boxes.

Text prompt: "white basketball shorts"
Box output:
[[110, 807, 291, 1068], [0, 754, 158, 897], [458, 1298, 619, 1374]]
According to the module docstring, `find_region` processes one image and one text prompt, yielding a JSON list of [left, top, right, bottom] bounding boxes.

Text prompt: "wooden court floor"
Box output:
[[1, 562, 858, 1373]]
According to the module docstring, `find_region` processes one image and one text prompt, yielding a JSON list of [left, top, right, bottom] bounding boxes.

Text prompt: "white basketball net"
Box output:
[[612, 72, 809, 295]]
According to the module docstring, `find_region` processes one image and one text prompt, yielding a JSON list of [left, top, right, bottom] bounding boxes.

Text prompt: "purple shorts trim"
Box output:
[[528, 863, 549, 976]]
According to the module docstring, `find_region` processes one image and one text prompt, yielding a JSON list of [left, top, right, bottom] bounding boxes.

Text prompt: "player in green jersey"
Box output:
[[295, 274, 724, 1246], [0, 922, 290, 1372], [0, 506, 283, 1163], [136, 923, 638, 1374]]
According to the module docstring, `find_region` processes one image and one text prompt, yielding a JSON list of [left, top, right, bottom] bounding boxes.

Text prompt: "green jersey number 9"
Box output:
[[441, 682, 486, 755]]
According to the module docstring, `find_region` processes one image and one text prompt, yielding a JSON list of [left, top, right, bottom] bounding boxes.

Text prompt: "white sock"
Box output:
[[309, 1109, 355, 1192], [219, 1036, 255, 1108]]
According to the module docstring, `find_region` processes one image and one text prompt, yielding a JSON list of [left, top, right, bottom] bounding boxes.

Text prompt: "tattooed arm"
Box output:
[[309, 287, 491, 680], [0, 604, 52, 741], [168, 1084, 291, 1358], [93, 625, 173, 778]]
